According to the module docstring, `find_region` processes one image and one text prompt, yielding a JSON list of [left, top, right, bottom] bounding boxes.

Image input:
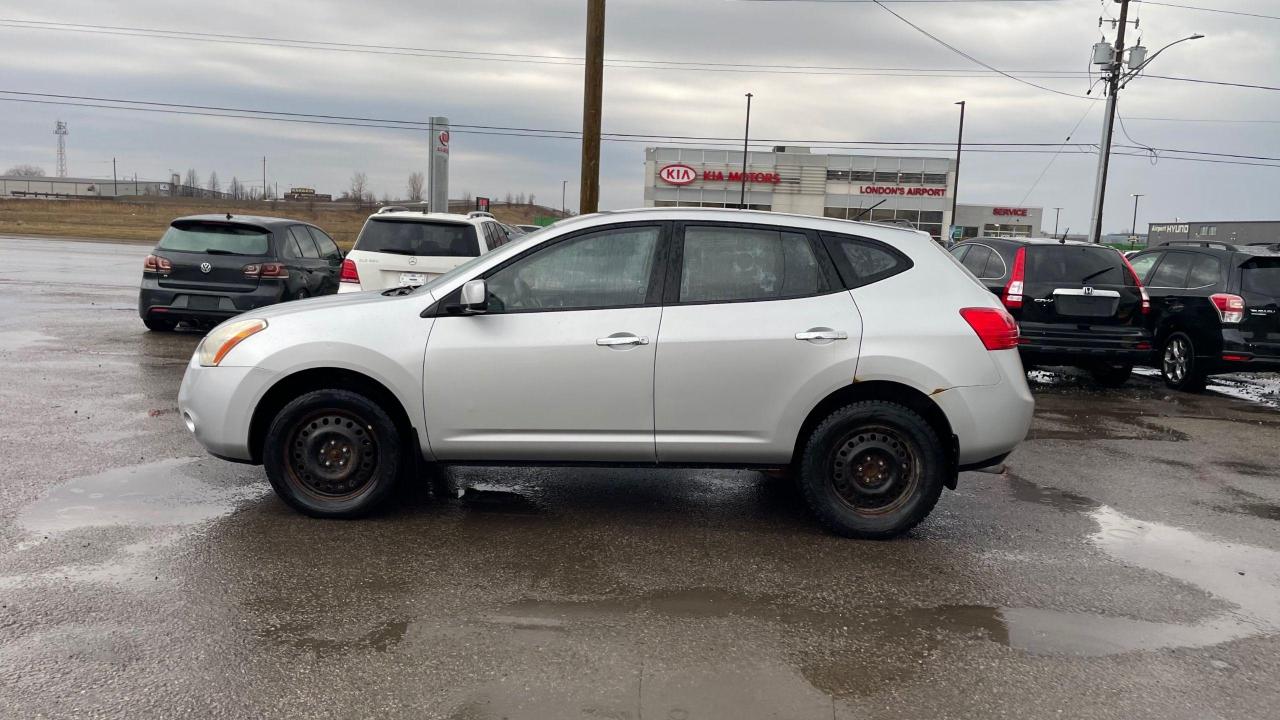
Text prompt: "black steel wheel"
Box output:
[[799, 401, 946, 539], [263, 389, 403, 517], [1160, 332, 1206, 392]]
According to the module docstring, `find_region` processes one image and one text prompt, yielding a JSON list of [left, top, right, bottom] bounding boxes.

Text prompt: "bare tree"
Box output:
[[183, 168, 199, 195], [230, 176, 244, 199], [207, 171, 221, 194], [461, 190, 473, 206], [528, 193, 536, 206], [504, 191, 513, 204], [407, 172, 425, 202], [349, 172, 368, 206], [4, 164, 46, 177]]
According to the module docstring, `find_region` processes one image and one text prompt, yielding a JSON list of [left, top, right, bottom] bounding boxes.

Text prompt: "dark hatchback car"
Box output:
[[1127, 240, 1280, 391], [952, 238, 1152, 386], [139, 215, 343, 331]]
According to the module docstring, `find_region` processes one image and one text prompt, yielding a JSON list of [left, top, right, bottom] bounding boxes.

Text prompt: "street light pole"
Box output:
[[1131, 193, 1144, 244], [950, 100, 965, 241], [1053, 207, 1062, 237], [739, 92, 753, 209]]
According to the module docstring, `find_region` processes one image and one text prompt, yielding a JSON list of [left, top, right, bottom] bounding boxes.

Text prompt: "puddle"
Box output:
[[259, 619, 411, 658], [1005, 473, 1099, 513], [459, 484, 544, 515], [19, 458, 268, 535], [1220, 503, 1280, 522]]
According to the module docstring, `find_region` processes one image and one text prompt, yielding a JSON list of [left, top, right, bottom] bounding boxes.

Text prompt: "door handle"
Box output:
[[596, 335, 649, 346], [795, 330, 848, 341]]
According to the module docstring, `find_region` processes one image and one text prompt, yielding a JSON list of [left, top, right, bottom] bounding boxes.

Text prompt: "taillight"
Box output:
[[143, 254, 171, 273], [243, 262, 288, 278], [1002, 247, 1026, 309], [1119, 253, 1150, 314], [340, 258, 360, 284], [960, 307, 1020, 351], [1210, 293, 1245, 324]]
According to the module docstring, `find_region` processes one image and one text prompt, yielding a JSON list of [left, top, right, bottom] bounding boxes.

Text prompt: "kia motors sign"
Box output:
[[658, 164, 697, 185]]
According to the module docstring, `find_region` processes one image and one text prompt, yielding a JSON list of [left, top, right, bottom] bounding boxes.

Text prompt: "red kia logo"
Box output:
[[658, 164, 697, 186], [438, 131, 450, 147]]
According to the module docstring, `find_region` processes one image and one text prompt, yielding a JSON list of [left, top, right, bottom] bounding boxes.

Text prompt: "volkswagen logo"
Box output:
[[200, 262, 212, 274]]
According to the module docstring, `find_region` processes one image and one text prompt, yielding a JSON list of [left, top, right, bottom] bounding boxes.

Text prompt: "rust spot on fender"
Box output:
[[930, 388, 948, 396]]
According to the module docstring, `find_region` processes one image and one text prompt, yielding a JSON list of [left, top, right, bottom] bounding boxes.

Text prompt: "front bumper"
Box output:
[[139, 280, 285, 324], [177, 356, 276, 463], [1018, 321, 1152, 365]]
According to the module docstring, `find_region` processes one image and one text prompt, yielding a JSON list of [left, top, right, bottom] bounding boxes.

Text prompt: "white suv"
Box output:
[[338, 210, 511, 292], [178, 208, 1033, 538]]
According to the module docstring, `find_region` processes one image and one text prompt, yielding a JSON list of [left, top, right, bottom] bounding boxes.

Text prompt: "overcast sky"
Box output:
[[2, 0, 1277, 233]]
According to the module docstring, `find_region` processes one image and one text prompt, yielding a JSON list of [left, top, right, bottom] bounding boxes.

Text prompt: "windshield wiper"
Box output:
[[374, 248, 418, 256], [1081, 267, 1113, 284], [203, 248, 251, 256]]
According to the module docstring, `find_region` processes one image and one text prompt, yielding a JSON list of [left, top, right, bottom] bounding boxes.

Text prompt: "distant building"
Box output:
[[1148, 220, 1280, 247], [0, 174, 235, 199], [283, 187, 333, 202]]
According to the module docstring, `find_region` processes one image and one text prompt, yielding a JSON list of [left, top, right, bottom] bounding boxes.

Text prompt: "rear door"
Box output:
[[306, 227, 344, 295], [350, 218, 481, 290], [288, 225, 328, 295], [653, 222, 860, 464], [1020, 245, 1142, 327], [154, 221, 268, 294], [1237, 257, 1280, 355]]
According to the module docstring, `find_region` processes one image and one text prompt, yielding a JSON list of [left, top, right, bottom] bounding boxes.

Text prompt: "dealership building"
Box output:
[[1147, 220, 1280, 247], [643, 146, 1044, 242]]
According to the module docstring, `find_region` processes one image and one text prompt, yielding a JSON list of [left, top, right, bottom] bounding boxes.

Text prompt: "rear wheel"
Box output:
[[1161, 332, 1207, 392], [142, 316, 176, 332], [1087, 362, 1133, 388], [292, 289, 310, 302], [263, 389, 402, 517], [798, 401, 945, 540]]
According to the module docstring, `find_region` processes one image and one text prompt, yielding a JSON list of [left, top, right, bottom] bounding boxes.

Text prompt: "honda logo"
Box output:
[[1083, 286, 1094, 296], [200, 262, 212, 274]]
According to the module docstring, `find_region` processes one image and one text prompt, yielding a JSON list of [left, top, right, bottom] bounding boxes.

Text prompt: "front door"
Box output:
[[423, 224, 668, 462], [654, 223, 862, 464]]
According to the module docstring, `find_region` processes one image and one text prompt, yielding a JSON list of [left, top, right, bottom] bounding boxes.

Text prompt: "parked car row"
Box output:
[[139, 210, 535, 329], [950, 237, 1280, 391]]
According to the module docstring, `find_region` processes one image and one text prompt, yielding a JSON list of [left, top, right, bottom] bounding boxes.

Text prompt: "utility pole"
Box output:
[[262, 156, 267, 201], [1130, 193, 1144, 244], [950, 101, 965, 242], [112, 157, 118, 198], [579, 0, 606, 214], [1052, 207, 1062, 237], [740, 92, 753, 209], [561, 179, 567, 216], [1087, 0, 1133, 244]]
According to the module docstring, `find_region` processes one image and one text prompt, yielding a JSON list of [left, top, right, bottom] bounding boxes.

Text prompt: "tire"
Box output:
[[1087, 362, 1133, 388], [1160, 332, 1207, 392], [292, 289, 310, 302], [263, 389, 403, 518], [798, 401, 946, 540], [143, 316, 176, 332]]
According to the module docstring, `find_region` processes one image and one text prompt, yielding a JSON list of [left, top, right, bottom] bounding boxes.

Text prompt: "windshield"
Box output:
[[157, 222, 270, 255], [356, 218, 480, 257], [1241, 258, 1280, 296], [1026, 245, 1127, 286]]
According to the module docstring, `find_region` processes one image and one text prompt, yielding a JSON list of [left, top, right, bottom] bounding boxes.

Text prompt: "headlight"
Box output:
[[197, 318, 268, 367]]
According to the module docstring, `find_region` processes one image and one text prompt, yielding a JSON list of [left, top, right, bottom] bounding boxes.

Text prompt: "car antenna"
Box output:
[[1059, 227, 1068, 244]]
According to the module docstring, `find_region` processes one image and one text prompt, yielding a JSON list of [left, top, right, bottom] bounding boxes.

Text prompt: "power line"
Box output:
[[1137, 1, 1280, 21], [1144, 74, 1280, 92], [870, 0, 1098, 100], [1018, 103, 1096, 206], [1124, 116, 1280, 124]]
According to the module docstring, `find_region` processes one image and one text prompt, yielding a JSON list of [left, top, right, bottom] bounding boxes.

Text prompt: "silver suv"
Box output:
[[178, 209, 1033, 538]]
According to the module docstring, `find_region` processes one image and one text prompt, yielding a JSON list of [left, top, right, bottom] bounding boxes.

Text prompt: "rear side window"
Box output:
[[820, 232, 912, 289], [1187, 255, 1221, 288], [1149, 252, 1193, 288], [157, 222, 270, 255], [290, 227, 320, 259], [1025, 245, 1127, 286], [679, 226, 822, 303], [960, 245, 1004, 279], [308, 227, 340, 258], [1241, 258, 1280, 295], [356, 219, 480, 257]]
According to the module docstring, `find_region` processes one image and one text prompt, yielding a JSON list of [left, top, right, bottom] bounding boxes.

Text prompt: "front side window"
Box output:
[[485, 226, 661, 312], [679, 226, 820, 303], [1127, 252, 1160, 283]]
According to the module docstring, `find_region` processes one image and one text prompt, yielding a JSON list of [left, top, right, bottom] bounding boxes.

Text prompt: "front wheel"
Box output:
[[1161, 332, 1207, 392], [798, 401, 946, 539], [263, 389, 403, 517], [1087, 362, 1133, 388]]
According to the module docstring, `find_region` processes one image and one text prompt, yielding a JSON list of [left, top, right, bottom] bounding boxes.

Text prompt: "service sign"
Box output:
[[658, 164, 698, 185], [993, 207, 1029, 217]]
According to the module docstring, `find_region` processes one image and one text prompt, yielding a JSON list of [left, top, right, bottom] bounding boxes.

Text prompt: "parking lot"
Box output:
[[2, 235, 1280, 719]]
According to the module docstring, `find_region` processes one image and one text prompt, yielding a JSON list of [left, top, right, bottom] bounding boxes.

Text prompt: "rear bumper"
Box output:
[[1018, 322, 1152, 365], [139, 279, 285, 323], [932, 350, 1035, 466]]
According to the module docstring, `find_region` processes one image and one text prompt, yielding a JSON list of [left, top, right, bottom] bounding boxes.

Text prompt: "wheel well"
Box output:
[[248, 367, 415, 464], [790, 380, 957, 476]]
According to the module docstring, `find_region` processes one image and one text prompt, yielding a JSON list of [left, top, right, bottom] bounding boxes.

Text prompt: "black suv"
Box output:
[[139, 215, 343, 331], [1127, 240, 1280, 391], [951, 238, 1152, 386]]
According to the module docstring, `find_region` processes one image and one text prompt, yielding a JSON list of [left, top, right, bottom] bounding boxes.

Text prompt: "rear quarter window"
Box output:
[[1026, 245, 1128, 286], [819, 232, 913, 289], [355, 219, 480, 257], [157, 222, 270, 255], [1241, 258, 1280, 296]]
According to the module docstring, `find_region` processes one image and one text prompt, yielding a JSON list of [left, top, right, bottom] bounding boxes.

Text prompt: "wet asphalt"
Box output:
[[2, 235, 1280, 719]]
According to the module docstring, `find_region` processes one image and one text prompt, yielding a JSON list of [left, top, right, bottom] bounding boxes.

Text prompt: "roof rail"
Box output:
[[467, 211, 495, 219], [1156, 240, 1239, 251], [376, 205, 410, 214]]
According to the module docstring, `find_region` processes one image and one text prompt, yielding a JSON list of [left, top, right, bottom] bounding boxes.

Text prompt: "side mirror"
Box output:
[[459, 279, 488, 313]]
